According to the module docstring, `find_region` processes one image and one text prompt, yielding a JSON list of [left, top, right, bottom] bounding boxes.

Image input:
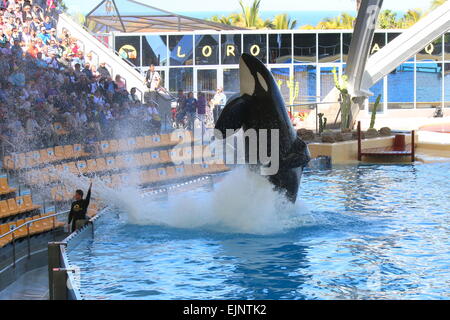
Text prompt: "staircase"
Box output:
[[56, 13, 147, 96]]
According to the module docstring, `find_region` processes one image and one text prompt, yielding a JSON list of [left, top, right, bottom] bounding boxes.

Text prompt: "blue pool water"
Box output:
[[68, 164, 450, 300]]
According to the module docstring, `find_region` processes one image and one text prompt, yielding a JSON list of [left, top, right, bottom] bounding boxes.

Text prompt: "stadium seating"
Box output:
[[0, 177, 17, 196]]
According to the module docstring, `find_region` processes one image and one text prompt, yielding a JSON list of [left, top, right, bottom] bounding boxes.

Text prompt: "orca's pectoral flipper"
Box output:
[[280, 137, 311, 170], [214, 95, 252, 139]]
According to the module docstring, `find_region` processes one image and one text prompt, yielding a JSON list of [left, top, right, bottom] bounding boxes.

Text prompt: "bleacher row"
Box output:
[[51, 163, 230, 202], [2, 133, 195, 171], [24, 145, 222, 186]]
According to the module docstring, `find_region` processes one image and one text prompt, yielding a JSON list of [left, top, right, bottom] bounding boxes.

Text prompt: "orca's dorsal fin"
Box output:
[[215, 95, 252, 139]]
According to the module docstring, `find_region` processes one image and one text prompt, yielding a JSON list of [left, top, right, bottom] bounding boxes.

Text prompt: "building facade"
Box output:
[[111, 29, 450, 115]]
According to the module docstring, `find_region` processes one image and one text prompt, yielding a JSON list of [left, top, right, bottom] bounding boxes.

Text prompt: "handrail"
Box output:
[[0, 210, 69, 240]]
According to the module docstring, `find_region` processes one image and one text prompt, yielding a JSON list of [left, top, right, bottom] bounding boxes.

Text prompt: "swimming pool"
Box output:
[[68, 163, 450, 300]]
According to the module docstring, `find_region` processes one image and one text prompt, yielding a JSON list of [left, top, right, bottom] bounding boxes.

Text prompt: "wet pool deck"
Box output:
[[0, 267, 48, 300]]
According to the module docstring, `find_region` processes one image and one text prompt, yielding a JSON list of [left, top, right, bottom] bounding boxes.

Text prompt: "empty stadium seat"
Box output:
[[54, 146, 65, 160], [23, 195, 41, 211], [26, 151, 41, 167], [145, 170, 159, 183], [73, 144, 86, 158], [135, 137, 146, 150], [7, 198, 20, 215], [0, 177, 16, 195], [141, 153, 152, 166], [77, 161, 88, 174], [95, 158, 108, 172], [114, 155, 127, 169], [0, 201, 9, 218], [106, 157, 116, 171], [87, 159, 98, 173], [0, 224, 12, 247], [108, 140, 119, 153], [53, 122, 68, 135], [100, 141, 111, 154], [63, 145, 75, 159]]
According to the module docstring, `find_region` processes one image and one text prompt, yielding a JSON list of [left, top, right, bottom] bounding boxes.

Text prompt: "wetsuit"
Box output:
[[68, 186, 91, 233]]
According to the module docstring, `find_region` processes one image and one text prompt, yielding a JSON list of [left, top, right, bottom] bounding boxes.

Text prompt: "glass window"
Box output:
[[269, 34, 292, 64], [417, 36, 443, 62], [243, 34, 267, 63], [197, 69, 218, 101], [223, 68, 240, 99], [294, 65, 317, 105], [221, 34, 242, 65], [294, 34, 316, 63], [387, 63, 414, 109], [169, 35, 193, 66], [318, 33, 341, 63], [369, 78, 384, 113], [115, 36, 141, 67], [271, 68, 291, 104], [416, 63, 442, 108], [169, 68, 193, 94], [195, 35, 219, 65], [142, 35, 168, 67], [370, 33, 386, 56], [388, 32, 414, 62], [445, 63, 450, 108], [320, 66, 339, 100], [342, 33, 352, 62]]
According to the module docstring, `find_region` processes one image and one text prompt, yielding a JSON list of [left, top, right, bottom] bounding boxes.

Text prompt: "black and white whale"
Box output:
[[215, 53, 310, 203]]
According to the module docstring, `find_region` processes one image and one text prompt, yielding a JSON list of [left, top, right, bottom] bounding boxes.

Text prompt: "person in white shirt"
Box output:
[[212, 87, 227, 123]]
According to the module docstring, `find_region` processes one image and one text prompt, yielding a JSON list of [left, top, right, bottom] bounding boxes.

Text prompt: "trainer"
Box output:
[[68, 182, 92, 233]]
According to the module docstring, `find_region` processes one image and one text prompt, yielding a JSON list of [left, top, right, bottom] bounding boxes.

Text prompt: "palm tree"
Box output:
[[399, 9, 423, 28], [378, 9, 399, 29], [271, 13, 298, 30], [316, 13, 355, 29], [238, 0, 272, 29]]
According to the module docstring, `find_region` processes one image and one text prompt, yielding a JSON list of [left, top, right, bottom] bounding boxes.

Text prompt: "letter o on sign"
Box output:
[[250, 45, 260, 57], [202, 45, 212, 58]]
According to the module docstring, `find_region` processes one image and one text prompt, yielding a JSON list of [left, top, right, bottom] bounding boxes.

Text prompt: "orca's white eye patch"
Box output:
[[257, 72, 268, 92], [240, 59, 255, 96]]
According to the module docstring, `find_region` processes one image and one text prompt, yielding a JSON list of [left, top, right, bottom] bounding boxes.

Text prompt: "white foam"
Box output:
[[118, 168, 313, 235]]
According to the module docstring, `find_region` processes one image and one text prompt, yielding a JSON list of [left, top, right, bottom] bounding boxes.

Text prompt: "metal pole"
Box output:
[[52, 268, 68, 300], [48, 242, 67, 300], [411, 130, 415, 163], [27, 224, 31, 259], [12, 232, 16, 268], [358, 121, 362, 161]]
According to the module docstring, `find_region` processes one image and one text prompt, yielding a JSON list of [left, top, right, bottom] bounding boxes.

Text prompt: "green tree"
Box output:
[[377, 9, 399, 29], [271, 13, 297, 30], [398, 9, 423, 28]]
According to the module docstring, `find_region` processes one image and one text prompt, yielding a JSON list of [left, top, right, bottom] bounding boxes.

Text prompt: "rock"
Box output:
[[297, 129, 315, 141], [335, 133, 344, 142], [353, 131, 365, 140], [342, 133, 354, 141], [379, 127, 392, 136], [321, 133, 336, 143], [365, 128, 380, 139]]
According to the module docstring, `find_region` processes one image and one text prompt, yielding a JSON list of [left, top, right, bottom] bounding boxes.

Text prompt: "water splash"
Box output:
[[116, 168, 313, 235]]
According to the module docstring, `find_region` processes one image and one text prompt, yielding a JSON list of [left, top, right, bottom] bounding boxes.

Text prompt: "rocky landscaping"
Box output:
[[297, 127, 393, 144]]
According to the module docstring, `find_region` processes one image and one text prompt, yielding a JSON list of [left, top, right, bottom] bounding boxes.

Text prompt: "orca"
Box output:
[[215, 53, 310, 203]]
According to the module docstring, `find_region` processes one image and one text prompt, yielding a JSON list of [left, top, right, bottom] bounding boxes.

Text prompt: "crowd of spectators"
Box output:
[[0, 0, 162, 155]]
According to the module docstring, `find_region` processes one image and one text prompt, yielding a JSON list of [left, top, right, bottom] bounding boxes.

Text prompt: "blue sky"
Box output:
[[66, 0, 436, 14]]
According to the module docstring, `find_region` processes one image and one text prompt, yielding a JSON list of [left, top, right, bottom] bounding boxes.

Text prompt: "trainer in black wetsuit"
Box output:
[[68, 183, 92, 233]]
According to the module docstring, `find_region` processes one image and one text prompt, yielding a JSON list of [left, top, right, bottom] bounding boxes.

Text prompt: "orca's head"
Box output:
[[239, 53, 278, 100]]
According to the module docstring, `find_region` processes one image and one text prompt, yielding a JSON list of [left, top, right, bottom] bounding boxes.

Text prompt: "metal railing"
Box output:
[[48, 210, 105, 300], [0, 210, 70, 269]]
